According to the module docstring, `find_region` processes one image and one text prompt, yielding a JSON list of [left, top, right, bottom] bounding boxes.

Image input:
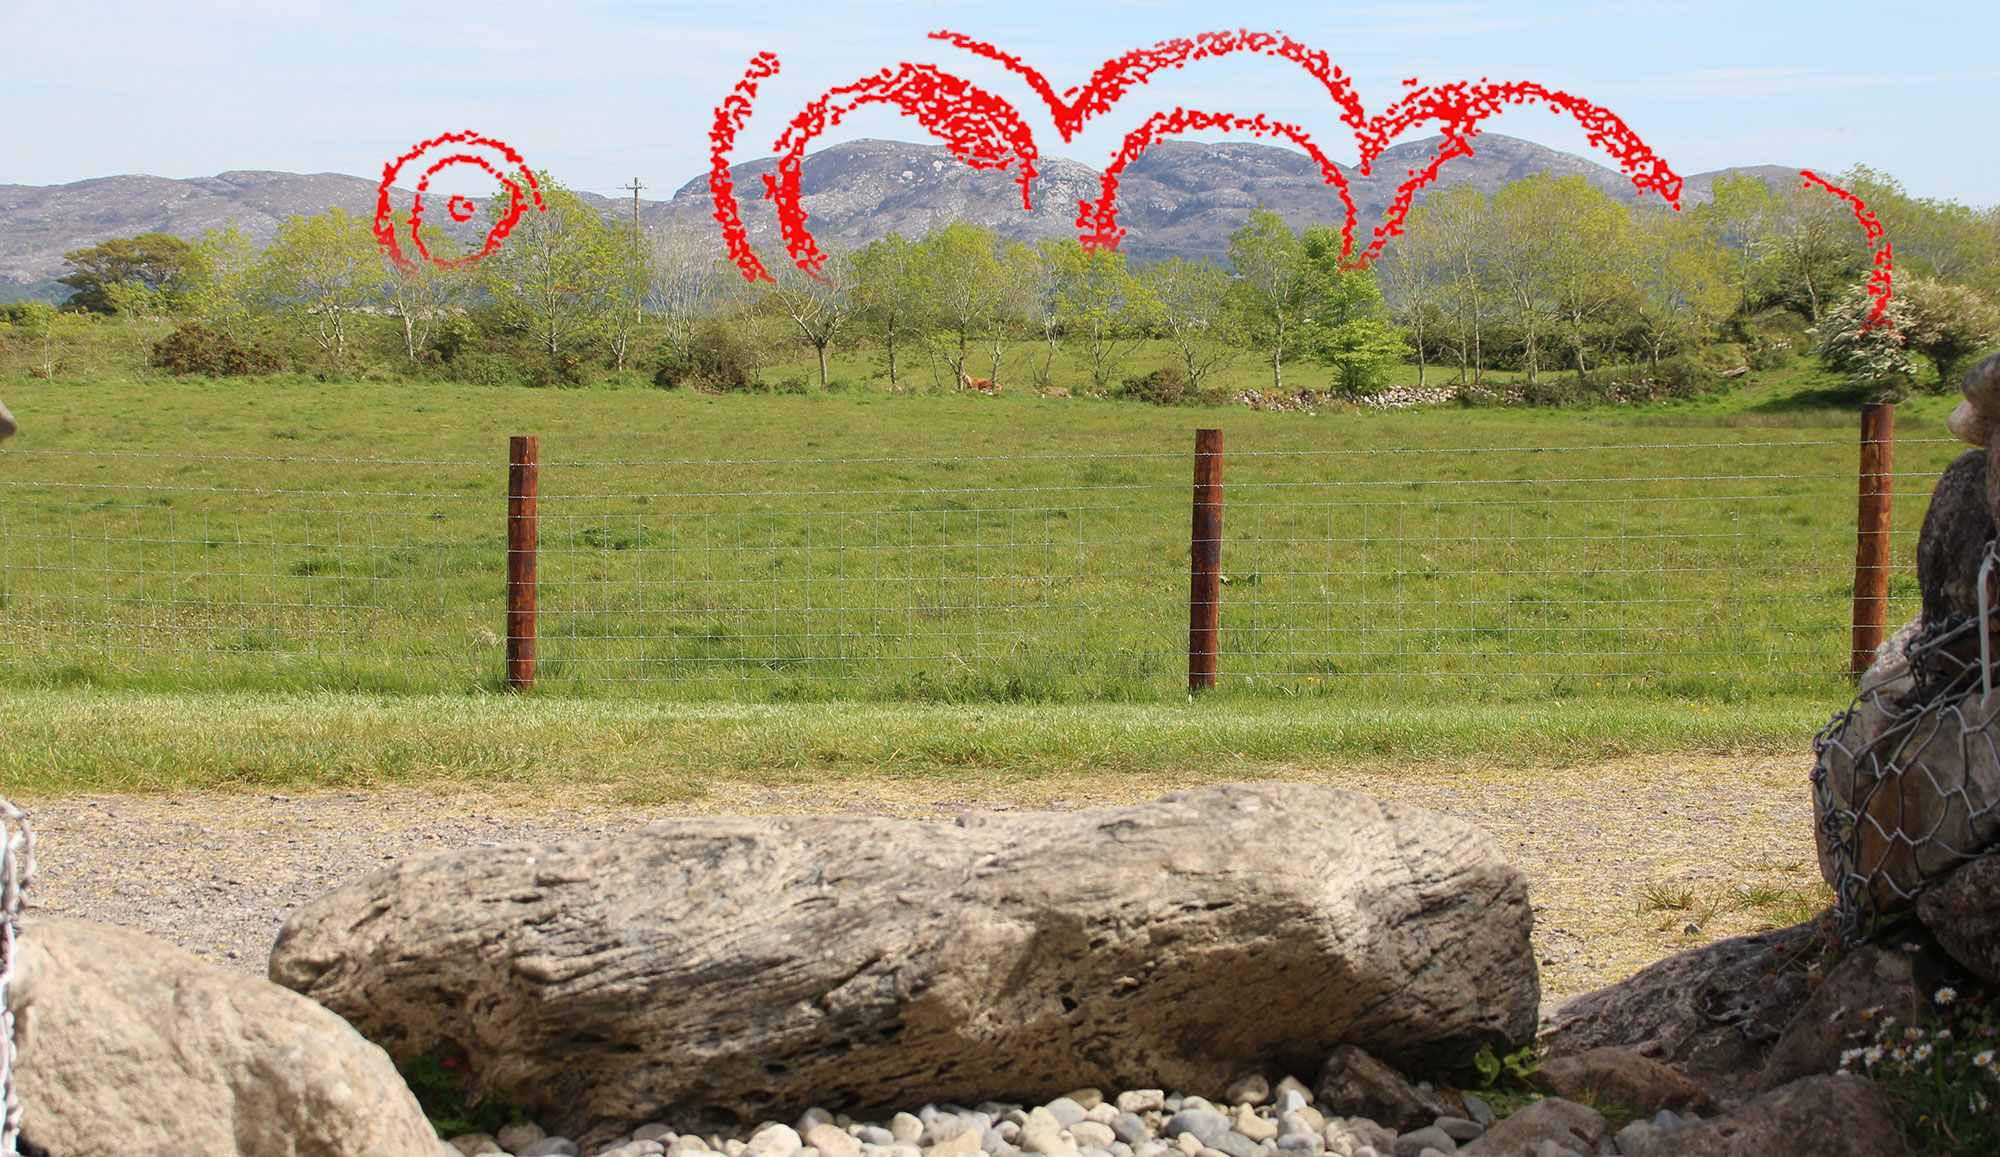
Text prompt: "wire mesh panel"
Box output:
[[0, 434, 1966, 699]]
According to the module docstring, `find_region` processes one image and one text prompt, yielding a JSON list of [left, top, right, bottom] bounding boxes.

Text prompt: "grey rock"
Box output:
[[500, 1123, 550, 1152], [1459, 1099, 1606, 1156], [1048, 1099, 1090, 1128], [1346, 1120, 1399, 1154], [273, 786, 1535, 1137], [798, 1112, 837, 1135], [1110, 1114, 1151, 1147], [1646, 1112, 1685, 1135], [1918, 449, 1995, 625], [1432, 1118, 1482, 1143], [1539, 923, 1816, 1099], [1756, 943, 1936, 1091], [1918, 852, 2000, 985], [1228, 1074, 1272, 1107], [1316, 1045, 1456, 1134], [453, 1137, 505, 1156], [9, 916, 441, 1157], [894, 1116, 926, 1145], [1535, 1048, 1716, 1117], [858, 1129, 897, 1147], [1118, 1091, 1166, 1114], [1073, 1123, 1118, 1150], [1459, 1097, 1494, 1130], [1610, 1121, 1660, 1157], [1392, 1126, 1456, 1157], [921, 1118, 967, 1147], [1527, 1144, 1581, 1157], [1167, 1109, 1233, 1142], [521, 1140, 582, 1157], [1206, 1132, 1262, 1157], [1624, 1074, 1899, 1156]]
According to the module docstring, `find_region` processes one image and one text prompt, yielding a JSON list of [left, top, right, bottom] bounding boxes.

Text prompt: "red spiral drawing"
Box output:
[[374, 131, 545, 273]]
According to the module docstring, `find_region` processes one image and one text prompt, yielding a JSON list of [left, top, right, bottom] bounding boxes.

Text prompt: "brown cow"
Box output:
[[957, 372, 1000, 395]]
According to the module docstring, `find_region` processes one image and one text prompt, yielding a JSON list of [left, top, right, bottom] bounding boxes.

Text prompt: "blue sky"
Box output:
[[2, 0, 1995, 206]]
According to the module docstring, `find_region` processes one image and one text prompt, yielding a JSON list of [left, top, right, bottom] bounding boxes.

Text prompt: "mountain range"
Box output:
[[0, 135, 1797, 301]]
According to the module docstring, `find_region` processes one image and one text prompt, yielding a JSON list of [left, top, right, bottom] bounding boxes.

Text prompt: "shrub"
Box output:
[[525, 352, 586, 388], [1121, 366, 1220, 407], [654, 322, 756, 392], [149, 322, 282, 377]]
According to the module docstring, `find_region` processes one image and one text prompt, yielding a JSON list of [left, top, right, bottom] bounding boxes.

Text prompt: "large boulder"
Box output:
[[1539, 922, 1815, 1099], [1917, 852, 2000, 985], [9, 916, 443, 1157], [1811, 609, 2000, 924], [270, 784, 1538, 1139]]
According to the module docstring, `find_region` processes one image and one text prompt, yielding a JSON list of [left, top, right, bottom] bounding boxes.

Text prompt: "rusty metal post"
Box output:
[[1851, 403, 1895, 675], [507, 435, 539, 691], [1190, 428, 1223, 694]]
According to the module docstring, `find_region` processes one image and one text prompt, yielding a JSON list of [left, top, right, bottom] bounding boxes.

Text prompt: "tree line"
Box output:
[[8, 165, 1998, 404]]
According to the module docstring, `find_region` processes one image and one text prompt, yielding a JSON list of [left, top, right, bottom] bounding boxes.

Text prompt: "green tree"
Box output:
[[907, 222, 1002, 385], [1898, 277, 2000, 391], [1631, 208, 1734, 368], [1299, 228, 1403, 393], [1758, 180, 1869, 323], [1141, 257, 1236, 390], [478, 174, 621, 366], [851, 233, 920, 389], [374, 217, 470, 365], [1488, 174, 1631, 385], [180, 226, 259, 333], [1054, 242, 1149, 391], [761, 245, 852, 389], [646, 219, 731, 364], [1226, 209, 1310, 390], [57, 233, 194, 314], [253, 207, 382, 367], [1400, 185, 1494, 385]]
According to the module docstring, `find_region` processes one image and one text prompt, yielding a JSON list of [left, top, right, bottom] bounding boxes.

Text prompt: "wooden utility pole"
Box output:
[[1851, 403, 1895, 675], [620, 178, 646, 323]]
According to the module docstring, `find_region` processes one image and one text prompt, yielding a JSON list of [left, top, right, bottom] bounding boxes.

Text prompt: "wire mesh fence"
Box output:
[[0, 433, 1965, 700]]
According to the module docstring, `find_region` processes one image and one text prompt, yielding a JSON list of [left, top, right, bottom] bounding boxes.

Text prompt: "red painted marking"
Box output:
[[710, 52, 783, 282], [447, 195, 477, 223], [709, 33, 1690, 279], [1800, 169, 1896, 330], [374, 131, 544, 272]]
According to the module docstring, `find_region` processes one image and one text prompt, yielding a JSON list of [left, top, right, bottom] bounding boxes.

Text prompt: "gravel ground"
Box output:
[[15, 752, 1825, 1009]]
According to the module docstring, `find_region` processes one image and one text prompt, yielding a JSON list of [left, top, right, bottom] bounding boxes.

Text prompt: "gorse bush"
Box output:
[[149, 322, 283, 377], [1120, 366, 1221, 407], [654, 322, 756, 392]]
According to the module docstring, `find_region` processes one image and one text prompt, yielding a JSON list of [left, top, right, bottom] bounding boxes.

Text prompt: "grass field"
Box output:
[[0, 348, 1970, 790]]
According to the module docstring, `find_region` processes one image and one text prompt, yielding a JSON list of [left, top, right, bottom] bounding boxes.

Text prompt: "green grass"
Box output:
[[0, 348, 1967, 703], [0, 686, 1835, 798]]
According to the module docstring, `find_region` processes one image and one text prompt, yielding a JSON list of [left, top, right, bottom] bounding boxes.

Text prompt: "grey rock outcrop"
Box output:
[[9, 916, 441, 1157], [270, 784, 1538, 1138], [1917, 852, 2000, 984], [1611, 1074, 1900, 1156], [1458, 1098, 1606, 1156], [1539, 923, 1815, 1099]]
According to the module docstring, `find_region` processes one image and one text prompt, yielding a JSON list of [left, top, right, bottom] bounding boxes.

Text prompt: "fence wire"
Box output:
[[0, 436, 1962, 699]]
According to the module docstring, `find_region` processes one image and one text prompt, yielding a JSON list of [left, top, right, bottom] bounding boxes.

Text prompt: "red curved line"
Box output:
[[1800, 169, 1895, 331], [765, 64, 1040, 277], [710, 53, 783, 283], [1080, 109, 1355, 255], [1345, 80, 1684, 269], [412, 154, 527, 269], [930, 29, 1368, 143], [375, 131, 542, 273]]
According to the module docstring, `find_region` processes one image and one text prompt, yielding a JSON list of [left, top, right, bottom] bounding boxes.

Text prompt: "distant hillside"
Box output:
[[0, 136, 1799, 300]]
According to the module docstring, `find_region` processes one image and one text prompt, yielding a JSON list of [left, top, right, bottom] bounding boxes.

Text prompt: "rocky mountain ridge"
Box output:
[[0, 135, 1797, 300]]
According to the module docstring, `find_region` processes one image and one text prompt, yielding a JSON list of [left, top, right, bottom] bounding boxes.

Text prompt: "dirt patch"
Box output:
[[15, 752, 1825, 1009]]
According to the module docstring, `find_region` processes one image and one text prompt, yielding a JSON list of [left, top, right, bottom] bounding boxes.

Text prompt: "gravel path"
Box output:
[[15, 753, 1824, 1008]]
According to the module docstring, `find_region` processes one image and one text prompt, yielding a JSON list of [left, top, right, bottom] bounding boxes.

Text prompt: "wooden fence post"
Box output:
[[1190, 428, 1223, 694], [507, 435, 539, 691], [1851, 403, 1895, 676]]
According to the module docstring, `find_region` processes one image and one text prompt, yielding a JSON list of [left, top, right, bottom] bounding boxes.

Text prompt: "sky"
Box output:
[[2, 0, 1996, 207]]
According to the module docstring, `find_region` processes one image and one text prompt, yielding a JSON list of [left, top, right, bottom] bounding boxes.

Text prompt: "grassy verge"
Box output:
[[0, 686, 1843, 799]]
